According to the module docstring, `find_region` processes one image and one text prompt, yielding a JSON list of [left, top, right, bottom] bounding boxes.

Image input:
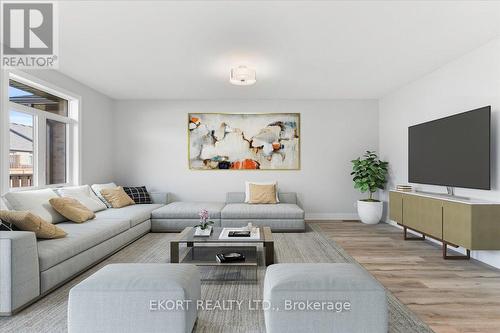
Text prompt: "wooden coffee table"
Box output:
[[170, 226, 274, 268]]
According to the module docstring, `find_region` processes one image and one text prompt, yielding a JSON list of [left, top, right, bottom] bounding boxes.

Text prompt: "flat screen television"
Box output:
[[408, 106, 491, 190]]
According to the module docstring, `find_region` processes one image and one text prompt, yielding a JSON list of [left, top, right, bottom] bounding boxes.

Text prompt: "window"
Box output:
[[5, 75, 79, 190], [9, 80, 68, 116]]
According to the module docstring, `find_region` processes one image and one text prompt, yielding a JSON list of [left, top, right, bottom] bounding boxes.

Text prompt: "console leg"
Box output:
[[442, 242, 470, 260], [403, 226, 425, 240]]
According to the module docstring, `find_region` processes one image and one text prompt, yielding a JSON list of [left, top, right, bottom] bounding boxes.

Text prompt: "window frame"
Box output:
[[1, 70, 81, 195]]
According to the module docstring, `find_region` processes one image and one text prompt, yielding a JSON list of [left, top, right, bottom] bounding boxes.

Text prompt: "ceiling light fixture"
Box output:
[[229, 66, 256, 86]]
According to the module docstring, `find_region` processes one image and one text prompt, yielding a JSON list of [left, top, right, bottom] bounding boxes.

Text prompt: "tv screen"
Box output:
[[408, 106, 491, 190]]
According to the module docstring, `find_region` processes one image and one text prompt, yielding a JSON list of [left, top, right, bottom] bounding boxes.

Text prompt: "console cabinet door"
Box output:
[[403, 195, 443, 239], [389, 192, 403, 223], [443, 202, 471, 249]]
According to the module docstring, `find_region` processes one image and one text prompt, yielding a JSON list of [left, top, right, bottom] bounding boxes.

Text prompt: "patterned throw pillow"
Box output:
[[122, 186, 152, 204]]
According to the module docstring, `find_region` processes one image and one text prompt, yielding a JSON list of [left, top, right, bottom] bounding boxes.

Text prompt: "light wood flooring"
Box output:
[[313, 221, 500, 333]]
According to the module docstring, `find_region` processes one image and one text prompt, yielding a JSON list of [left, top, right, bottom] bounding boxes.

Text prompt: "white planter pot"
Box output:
[[194, 226, 212, 236], [357, 200, 383, 225]]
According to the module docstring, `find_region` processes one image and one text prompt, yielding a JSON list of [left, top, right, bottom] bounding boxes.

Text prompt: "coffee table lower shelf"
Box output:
[[180, 246, 258, 281]]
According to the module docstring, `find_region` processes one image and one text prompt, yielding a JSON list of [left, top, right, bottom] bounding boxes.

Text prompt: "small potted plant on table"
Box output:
[[351, 151, 389, 224], [194, 209, 214, 236]]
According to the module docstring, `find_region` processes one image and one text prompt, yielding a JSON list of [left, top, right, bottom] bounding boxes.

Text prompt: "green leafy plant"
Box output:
[[195, 220, 214, 230], [351, 151, 388, 202]]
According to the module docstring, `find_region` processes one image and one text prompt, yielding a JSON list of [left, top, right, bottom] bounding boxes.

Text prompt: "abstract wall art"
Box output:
[[188, 113, 300, 170]]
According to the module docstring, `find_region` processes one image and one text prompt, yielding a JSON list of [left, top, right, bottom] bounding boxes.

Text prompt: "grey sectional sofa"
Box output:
[[0, 194, 168, 316], [150, 192, 305, 232], [0, 189, 304, 316]]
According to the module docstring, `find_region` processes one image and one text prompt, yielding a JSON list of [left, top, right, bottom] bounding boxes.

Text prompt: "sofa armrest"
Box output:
[[0, 231, 40, 315], [150, 192, 170, 205]]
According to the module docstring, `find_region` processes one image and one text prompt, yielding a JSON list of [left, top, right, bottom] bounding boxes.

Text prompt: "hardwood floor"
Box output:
[[313, 221, 500, 333]]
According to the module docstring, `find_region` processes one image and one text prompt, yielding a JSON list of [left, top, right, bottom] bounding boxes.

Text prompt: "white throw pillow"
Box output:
[[57, 185, 107, 212], [91, 183, 117, 208], [244, 181, 280, 203], [3, 188, 66, 224]]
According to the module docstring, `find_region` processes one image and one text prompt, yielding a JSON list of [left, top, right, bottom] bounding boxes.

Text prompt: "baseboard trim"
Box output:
[[305, 213, 359, 221]]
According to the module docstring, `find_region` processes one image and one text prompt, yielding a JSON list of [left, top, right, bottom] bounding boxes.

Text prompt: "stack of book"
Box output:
[[228, 230, 251, 237], [396, 185, 413, 192], [216, 252, 246, 263]]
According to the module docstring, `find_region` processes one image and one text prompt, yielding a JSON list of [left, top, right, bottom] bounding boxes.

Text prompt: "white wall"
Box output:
[[18, 70, 116, 185], [379, 37, 500, 267], [112, 99, 378, 219]]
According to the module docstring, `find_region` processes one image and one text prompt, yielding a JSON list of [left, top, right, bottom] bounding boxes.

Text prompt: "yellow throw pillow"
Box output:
[[0, 210, 67, 239], [100, 186, 135, 208], [49, 197, 95, 223], [248, 183, 278, 204]]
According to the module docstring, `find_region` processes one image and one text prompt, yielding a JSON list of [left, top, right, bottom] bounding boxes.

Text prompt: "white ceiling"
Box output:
[[57, 1, 500, 100]]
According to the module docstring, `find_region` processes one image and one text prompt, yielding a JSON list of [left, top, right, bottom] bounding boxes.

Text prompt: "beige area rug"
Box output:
[[0, 223, 434, 333]]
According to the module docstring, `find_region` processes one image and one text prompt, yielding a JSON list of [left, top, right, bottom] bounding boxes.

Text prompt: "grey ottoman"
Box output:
[[151, 201, 225, 232], [263, 263, 387, 333], [68, 263, 201, 333]]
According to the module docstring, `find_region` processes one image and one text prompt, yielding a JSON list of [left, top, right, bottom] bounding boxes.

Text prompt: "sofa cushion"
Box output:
[[151, 202, 225, 220], [221, 203, 304, 219], [96, 204, 163, 227], [37, 218, 130, 271], [3, 189, 66, 224], [221, 219, 304, 232], [226, 192, 298, 205], [151, 219, 222, 232], [56, 185, 107, 213]]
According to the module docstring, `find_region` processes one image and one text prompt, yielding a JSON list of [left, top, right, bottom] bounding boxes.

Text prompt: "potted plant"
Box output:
[[194, 209, 214, 236], [351, 151, 389, 224]]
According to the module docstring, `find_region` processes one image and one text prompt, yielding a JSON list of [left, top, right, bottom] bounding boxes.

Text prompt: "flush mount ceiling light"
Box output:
[[229, 66, 256, 86]]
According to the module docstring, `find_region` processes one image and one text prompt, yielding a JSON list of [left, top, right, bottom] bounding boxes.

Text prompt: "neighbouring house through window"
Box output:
[[9, 110, 34, 188]]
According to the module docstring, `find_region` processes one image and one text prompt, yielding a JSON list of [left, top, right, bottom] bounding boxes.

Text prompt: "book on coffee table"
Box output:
[[228, 230, 251, 237], [218, 227, 260, 240], [216, 252, 246, 263]]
